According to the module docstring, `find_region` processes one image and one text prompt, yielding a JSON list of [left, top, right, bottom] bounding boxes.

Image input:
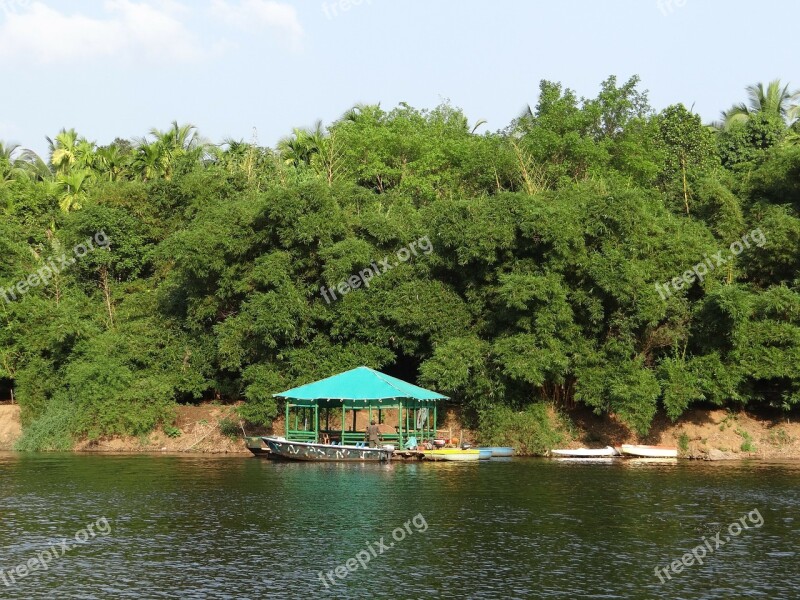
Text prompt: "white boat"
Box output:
[[619, 444, 678, 458], [550, 446, 618, 457]]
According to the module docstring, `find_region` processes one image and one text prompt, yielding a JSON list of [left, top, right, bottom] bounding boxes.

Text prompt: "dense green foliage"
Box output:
[[2, 76, 799, 448]]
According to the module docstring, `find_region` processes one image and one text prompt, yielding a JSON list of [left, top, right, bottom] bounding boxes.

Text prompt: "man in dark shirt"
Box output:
[[366, 420, 381, 448]]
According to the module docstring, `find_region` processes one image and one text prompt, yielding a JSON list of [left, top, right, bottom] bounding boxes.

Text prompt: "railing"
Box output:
[[286, 430, 317, 443]]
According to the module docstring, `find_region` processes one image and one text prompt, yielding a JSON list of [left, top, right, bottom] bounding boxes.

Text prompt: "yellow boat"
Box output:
[[423, 448, 481, 462]]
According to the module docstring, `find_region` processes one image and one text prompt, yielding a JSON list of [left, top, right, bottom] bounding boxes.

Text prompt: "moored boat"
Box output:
[[550, 446, 619, 458], [263, 436, 392, 462], [482, 446, 514, 458], [424, 448, 481, 462], [245, 436, 272, 457], [478, 449, 492, 460], [619, 444, 679, 458]]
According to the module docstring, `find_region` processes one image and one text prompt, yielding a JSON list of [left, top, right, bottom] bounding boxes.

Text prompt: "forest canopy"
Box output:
[[1, 75, 799, 449]]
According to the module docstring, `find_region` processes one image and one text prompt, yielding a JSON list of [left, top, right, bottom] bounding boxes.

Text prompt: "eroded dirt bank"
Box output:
[[0, 404, 22, 450]]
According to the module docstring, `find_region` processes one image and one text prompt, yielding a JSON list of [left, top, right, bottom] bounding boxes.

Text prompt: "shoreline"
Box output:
[[3, 402, 800, 460]]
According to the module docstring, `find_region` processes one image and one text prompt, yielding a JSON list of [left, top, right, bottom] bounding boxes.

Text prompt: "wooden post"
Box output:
[[398, 402, 403, 449]]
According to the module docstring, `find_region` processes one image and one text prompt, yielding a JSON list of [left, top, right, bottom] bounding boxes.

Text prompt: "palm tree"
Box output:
[[95, 145, 129, 181], [17, 149, 52, 181], [131, 141, 168, 181], [47, 128, 96, 174], [47, 128, 80, 173], [277, 121, 326, 167], [55, 169, 92, 212], [0, 143, 50, 184], [0, 141, 21, 162], [143, 121, 205, 179], [721, 80, 800, 128], [75, 138, 97, 170], [150, 121, 201, 153]]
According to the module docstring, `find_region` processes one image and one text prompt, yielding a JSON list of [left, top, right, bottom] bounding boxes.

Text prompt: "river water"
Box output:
[[0, 453, 798, 599]]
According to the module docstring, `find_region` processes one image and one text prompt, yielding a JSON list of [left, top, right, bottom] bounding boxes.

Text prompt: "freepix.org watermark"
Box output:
[[654, 508, 763, 584], [657, 0, 688, 15], [1, 517, 112, 588], [322, 0, 372, 20], [317, 513, 428, 589], [655, 228, 765, 301], [320, 235, 433, 304], [0, 231, 110, 305]]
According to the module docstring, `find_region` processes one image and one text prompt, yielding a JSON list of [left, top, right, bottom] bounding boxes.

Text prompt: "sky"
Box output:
[[0, 0, 796, 158]]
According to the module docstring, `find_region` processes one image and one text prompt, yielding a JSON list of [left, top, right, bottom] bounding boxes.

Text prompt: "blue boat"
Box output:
[[478, 449, 492, 460], [482, 446, 514, 458]]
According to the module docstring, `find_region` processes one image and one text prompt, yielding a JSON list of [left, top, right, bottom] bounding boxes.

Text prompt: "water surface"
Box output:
[[0, 453, 798, 599]]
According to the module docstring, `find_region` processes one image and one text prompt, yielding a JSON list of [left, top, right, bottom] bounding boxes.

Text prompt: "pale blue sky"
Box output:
[[0, 0, 796, 157]]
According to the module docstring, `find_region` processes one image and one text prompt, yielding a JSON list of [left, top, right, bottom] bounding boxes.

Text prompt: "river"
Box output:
[[0, 453, 798, 599]]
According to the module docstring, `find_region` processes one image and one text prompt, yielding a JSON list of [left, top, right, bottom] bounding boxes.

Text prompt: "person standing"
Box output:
[[366, 420, 381, 448]]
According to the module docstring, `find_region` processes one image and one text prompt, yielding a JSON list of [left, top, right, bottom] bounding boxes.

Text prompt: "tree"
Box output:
[[655, 104, 719, 213], [55, 169, 92, 212], [721, 79, 800, 128]]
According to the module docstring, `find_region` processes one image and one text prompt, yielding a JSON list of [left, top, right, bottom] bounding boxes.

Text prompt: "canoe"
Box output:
[[424, 448, 481, 462], [262, 436, 392, 462], [482, 446, 514, 457], [551, 446, 618, 457], [478, 449, 492, 460], [620, 444, 679, 458]]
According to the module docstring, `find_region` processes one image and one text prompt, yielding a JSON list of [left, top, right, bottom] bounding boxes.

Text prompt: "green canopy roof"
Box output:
[[273, 366, 448, 402]]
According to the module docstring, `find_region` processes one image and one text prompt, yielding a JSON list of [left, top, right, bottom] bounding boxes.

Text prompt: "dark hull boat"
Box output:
[[245, 437, 272, 457], [263, 436, 392, 462]]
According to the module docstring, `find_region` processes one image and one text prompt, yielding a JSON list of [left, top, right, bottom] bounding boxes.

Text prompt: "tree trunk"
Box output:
[[100, 266, 114, 328]]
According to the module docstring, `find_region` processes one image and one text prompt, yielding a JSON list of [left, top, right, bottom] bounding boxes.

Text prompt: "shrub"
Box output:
[[15, 399, 76, 452], [218, 418, 241, 439], [477, 402, 569, 455], [678, 432, 690, 454], [164, 425, 182, 439]]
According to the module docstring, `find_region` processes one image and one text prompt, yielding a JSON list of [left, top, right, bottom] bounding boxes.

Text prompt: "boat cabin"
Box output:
[[274, 366, 448, 449], [283, 397, 440, 449]]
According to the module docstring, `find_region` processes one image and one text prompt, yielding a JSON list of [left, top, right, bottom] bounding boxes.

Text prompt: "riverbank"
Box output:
[[1, 401, 799, 459], [562, 405, 800, 461], [0, 404, 22, 450]]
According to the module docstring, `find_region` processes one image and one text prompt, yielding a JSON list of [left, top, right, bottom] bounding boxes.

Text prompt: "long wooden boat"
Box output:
[[262, 437, 392, 462], [423, 448, 481, 462], [482, 446, 514, 457], [619, 444, 678, 458], [551, 446, 618, 457]]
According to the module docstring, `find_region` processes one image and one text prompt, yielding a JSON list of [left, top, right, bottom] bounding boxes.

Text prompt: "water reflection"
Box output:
[[0, 453, 798, 599]]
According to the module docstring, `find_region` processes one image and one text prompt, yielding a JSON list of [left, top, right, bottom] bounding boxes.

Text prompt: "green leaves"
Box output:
[[5, 75, 800, 449]]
